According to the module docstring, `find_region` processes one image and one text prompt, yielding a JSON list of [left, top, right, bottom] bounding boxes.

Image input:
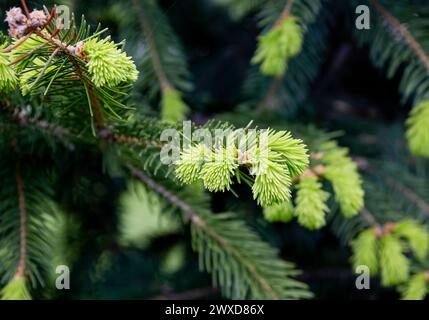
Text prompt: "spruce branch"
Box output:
[[127, 164, 311, 300], [131, 0, 170, 91], [0, 33, 33, 54], [383, 173, 429, 218], [20, 0, 31, 18], [360, 207, 382, 231], [370, 0, 429, 73], [280, 0, 296, 21], [14, 161, 27, 278], [358, 159, 429, 217], [131, 0, 190, 122], [256, 77, 284, 113], [34, 29, 106, 128]]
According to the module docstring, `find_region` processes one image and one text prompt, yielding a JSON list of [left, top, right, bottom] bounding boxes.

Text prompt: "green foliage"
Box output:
[[175, 127, 308, 207], [240, 0, 329, 113], [212, 0, 265, 20], [0, 47, 18, 93], [175, 144, 211, 185], [406, 100, 429, 158], [82, 36, 139, 88], [380, 234, 410, 287], [263, 201, 294, 223], [252, 157, 292, 206], [401, 272, 429, 300], [294, 176, 330, 230], [115, 0, 193, 113], [351, 220, 429, 287], [201, 147, 239, 192], [252, 16, 304, 77], [191, 211, 312, 299], [161, 87, 189, 122], [0, 161, 61, 290], [2, 0, 429, 301], [267, 129, 309, 178], [118, 182, 180, 249], [351, 228, 379, 274], [354, 0, 429, 157], [1, 275, 31, 300], [1, 16, 135, 128], [320, 142, 364, 218], [394, 219, 429, 261]]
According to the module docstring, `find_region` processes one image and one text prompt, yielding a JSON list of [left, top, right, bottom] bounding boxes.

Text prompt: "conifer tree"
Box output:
[[0, 0, 429, 300]]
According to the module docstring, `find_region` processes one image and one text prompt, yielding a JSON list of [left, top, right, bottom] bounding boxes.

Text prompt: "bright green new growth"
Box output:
[[351, 228, 379, 274], [0, 47, 18, 93], [1, 275, 31, 300], [251, 130, 307, 206], [379, 234, 409, 287], [401, 273, 428, 300], [175, 144, 210, 184], [351, 220, 429, 288], [321, 142, 364, 218], [406, 100, 429, 158], [161, 87, 189, 122], [324, 163, 364, 217], [252, 16, 304, 77], [252, 157, 292, 206], [175, 128, 308, 207], [294, 176, 329, 230], [267, 130, 308, 178], [201, 147, 238, 192], [263, 201, 294, 223], [82, 36, 139, 88], [393, 219, 429, 261]]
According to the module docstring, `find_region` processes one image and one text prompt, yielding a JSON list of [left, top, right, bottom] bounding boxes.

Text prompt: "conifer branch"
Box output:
[[0, 33, 32, 53], [256, 77, 284, 113], [280, 0, 295, 20], [20, 0, 30, 18], [35, 30, 106, 128], [109, 132, 163, 149], [360, 207, 382, 233], [357, 158, 429, 217], [132, 0, 171, 91], [127, 164, 301, 300], [127, 164, 196, 219], [370, 0, 429, 73], [15, 161, 27, 278], [382, 174, 429, 217]]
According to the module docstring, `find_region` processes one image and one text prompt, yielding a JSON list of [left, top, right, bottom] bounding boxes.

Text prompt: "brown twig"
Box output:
[[383, 174, 429, 217], [111, 133, 164, 149], [20, 0, 31, 18], [256, 77, 284, 113], [355, 156, 429, 218], [280, 0, 295, 20], [43, 7, 57, 30], [131, 0, 171, 91], [127, 165, 280, 300], [8, 41, 49, 66], [15, 161, 27, 277], [0, 33, 33, 54], [370, 0, 429, 73]]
